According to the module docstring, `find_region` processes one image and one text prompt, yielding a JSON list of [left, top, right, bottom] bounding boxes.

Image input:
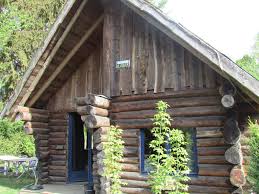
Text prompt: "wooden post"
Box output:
[[76, 94, 111, 193]]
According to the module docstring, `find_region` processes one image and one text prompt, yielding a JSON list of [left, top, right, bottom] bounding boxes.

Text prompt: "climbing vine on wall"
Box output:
[[103, 125, 125, 194], [148, 101, 190, 194], [248, 119, 259, 193]]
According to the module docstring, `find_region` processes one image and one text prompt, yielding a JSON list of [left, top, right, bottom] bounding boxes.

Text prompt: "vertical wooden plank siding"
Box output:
[[119, 6, 133, 95], [175, 43, 185, 89], [184, 49, 191, 88], [205, 62, 217, 88], [47, 45, 102, 112], [113, 3, 121, 97], [47, 2, 219, 112], [147, 28, 155, 91], [100, 3, 219, 96], [102, 4, 113, 97], [134, 14, 147, 94]]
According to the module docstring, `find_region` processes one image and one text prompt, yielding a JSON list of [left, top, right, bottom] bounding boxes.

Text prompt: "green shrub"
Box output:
[[248, 120, 259, 193], [0, 118, 23, 137], [148, 101, 190, 194], [0, 119, 35, 157]]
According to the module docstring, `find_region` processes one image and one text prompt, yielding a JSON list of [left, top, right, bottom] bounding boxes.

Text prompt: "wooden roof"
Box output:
[[1, 0, 259, 117]]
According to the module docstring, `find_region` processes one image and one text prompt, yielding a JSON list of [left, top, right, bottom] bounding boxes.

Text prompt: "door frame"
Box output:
[[67, 112, 93, 183]]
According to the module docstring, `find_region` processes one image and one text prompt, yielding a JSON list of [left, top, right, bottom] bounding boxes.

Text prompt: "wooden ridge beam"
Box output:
[[27, 14, 104, 107]]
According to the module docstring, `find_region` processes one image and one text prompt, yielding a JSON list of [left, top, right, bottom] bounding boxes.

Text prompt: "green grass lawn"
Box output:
[[0, 174, 34, 194]]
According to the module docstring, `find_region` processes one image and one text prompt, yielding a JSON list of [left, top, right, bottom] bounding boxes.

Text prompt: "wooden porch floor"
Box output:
[[19, 184, 85, 194]]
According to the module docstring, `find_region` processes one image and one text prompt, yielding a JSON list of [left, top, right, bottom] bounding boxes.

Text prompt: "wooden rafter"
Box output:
[[19, 0, 89, 107], [27, 14, 104, 107]]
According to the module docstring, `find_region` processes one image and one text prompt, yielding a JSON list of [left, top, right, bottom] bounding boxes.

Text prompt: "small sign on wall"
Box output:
[[116, 59, 130, 69]]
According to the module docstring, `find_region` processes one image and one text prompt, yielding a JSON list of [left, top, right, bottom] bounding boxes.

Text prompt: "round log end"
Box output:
[[232, 187, 243, 194], [24, 126, 33, 135], [230, 165, 246, 187], [225, 144, 242, 165], [223, 118, 241, 145], [221, 95, 235, 108]]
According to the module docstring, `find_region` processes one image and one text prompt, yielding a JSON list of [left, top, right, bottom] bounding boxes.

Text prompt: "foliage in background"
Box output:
[[0, 118, 35, 157], [237, 33, 259, 80], [252, 33, 259, 63], [0, 0, 65, 103], [146, 0, 168, 9], [148, 101, 190, 194], [236, 55, 259, 80], [247, 119, 259, 193], [102, 126, 125, 194]]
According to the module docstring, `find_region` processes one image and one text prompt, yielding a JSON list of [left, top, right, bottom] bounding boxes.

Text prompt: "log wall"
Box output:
[[48, 112, 68, 183], [111, 89, 235, 194], [41, 2, 257, 193], [76, 94, 111, 193], [15, 106, 49, 184]]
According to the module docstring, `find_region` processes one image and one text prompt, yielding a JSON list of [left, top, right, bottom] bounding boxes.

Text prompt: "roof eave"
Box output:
[[121, 0, 259, 103], [0, 0, 77, 118], [2, 0, 259, 118]]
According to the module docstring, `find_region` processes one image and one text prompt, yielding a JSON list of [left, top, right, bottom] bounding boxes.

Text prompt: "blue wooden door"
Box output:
[[68, 113, 92, 183]]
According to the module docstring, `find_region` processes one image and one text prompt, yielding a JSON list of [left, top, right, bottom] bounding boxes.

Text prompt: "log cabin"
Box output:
[[1, 0, 259, 193]]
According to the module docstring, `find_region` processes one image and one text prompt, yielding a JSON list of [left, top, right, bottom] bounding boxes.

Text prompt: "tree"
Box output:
[[236, 32, 259, 80], [146, 0, 168, 9], [0, 0, 65, 103], [253, 33, 259, 63], [236, 55, 259, 80]]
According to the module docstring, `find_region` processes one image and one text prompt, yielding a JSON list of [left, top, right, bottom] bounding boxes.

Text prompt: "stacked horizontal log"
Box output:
[[15, 106, 49, 184], [76, 94, 110, 193], [220, 83, 245, 194], [111, 89, 234, 193], [94, 128, 140, 193], [48, 112, 68, 183]]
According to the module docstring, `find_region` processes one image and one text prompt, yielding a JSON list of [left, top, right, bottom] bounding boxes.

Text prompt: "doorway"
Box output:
[[68, 112, 92, 183]]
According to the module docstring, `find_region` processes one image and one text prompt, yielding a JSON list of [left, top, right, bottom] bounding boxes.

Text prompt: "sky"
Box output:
[[162, 0, 259, 61]]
